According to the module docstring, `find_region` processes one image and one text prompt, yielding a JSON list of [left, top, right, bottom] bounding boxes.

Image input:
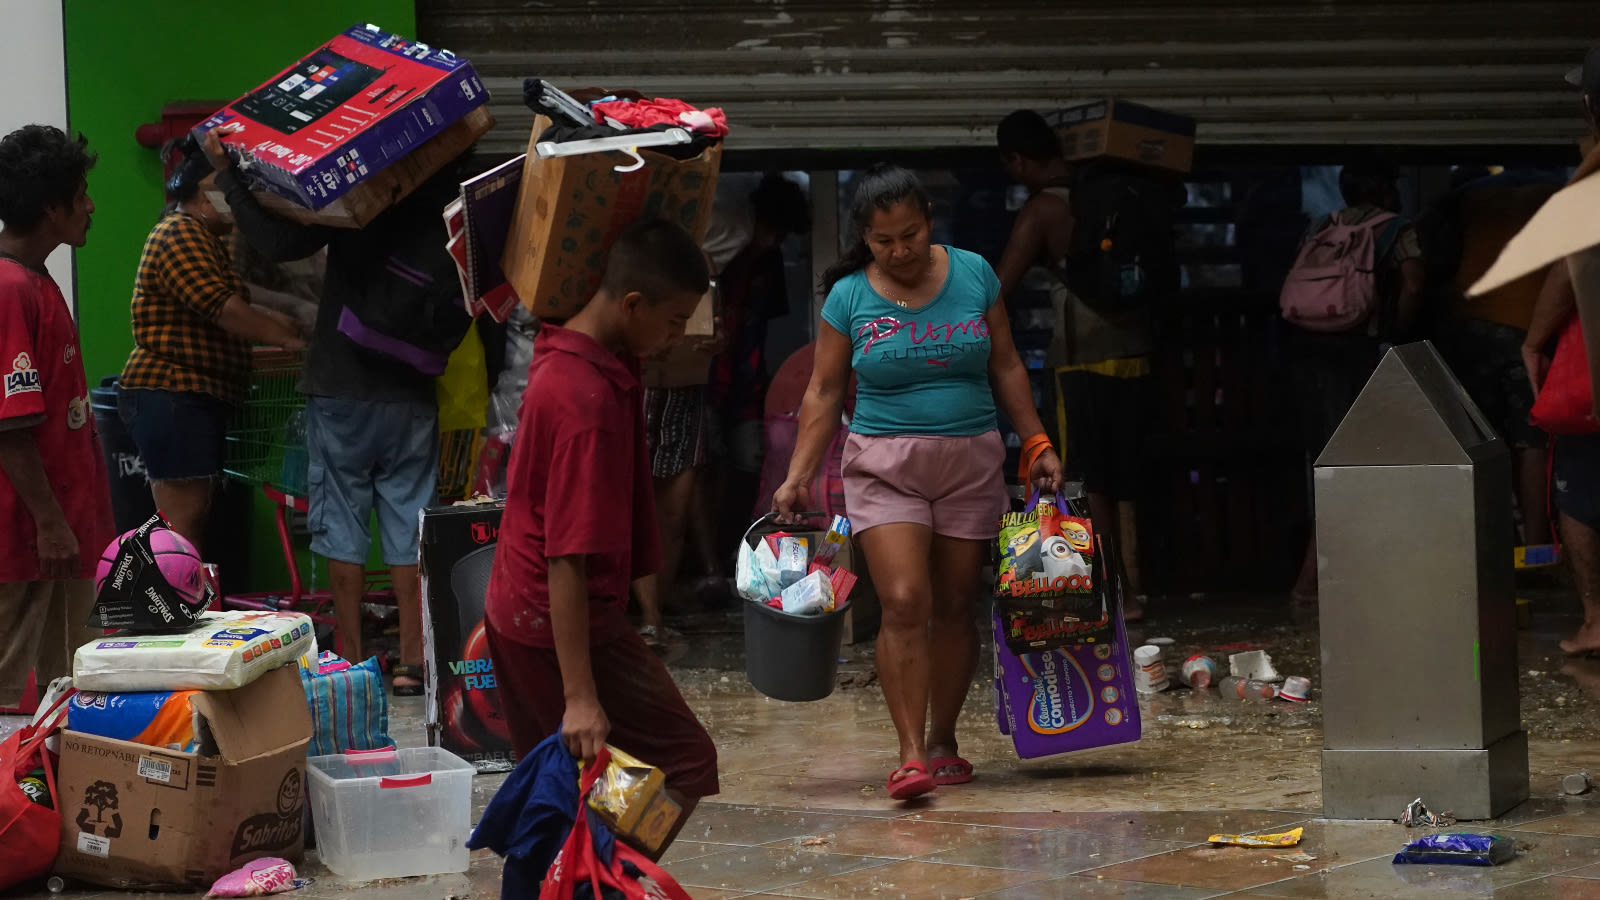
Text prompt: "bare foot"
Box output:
[[1561, 622, 1600, 656]]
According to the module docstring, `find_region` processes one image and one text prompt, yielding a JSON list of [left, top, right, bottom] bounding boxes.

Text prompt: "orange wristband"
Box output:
[[1019, 433, 1053, 485]]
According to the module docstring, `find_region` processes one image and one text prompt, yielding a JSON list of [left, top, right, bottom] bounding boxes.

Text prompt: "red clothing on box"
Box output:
[[0, 258, 113, 583], [484, 325, 661, 648]]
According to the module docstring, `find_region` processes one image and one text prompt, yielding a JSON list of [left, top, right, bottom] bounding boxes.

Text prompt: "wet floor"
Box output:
[[12, 592, 1600, 899]]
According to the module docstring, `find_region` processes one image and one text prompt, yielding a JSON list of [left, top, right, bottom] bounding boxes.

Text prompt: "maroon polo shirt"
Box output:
[[484, 324, 661, 648]]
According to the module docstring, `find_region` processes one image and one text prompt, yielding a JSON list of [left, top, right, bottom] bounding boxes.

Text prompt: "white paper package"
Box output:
[[73, 610, 318, 692]]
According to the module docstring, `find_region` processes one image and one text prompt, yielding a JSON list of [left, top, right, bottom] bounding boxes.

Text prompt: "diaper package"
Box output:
[[68, 689, 203, 752], [73, 610, 317, 692]]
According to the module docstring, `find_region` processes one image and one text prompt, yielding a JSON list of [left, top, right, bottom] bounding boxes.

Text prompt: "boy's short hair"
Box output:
[[0, 125, 97, 231], [997, 110, 1062, 162], [600, 219, 711, 301]]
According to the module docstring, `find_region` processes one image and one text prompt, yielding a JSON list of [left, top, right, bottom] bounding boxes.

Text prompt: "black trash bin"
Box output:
[[91, 376, 156, 534]]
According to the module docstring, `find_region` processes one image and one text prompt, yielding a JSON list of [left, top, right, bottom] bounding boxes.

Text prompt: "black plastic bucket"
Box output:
[[740, 514, 849, 702], [91, 376, 156, 533]]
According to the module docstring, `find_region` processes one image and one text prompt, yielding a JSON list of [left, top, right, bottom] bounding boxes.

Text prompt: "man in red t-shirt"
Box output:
[[0, 125, 113, 708], [484, 220, 717, 855]]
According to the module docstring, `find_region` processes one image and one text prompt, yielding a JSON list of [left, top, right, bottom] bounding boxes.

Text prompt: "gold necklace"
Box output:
[[876, 250, 936, 308]]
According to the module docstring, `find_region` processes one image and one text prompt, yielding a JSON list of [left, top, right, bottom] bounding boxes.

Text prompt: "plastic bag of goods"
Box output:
[[73, 610, 317, 692], [67, 689, 203, 752]]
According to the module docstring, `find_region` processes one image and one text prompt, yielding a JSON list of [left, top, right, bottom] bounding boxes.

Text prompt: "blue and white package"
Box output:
[[1392, 833, 1517, 867]]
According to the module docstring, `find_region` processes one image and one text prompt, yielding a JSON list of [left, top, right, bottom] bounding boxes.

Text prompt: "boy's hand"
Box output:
[[562, 696, 611, 762], [35, 514, 79, 580]]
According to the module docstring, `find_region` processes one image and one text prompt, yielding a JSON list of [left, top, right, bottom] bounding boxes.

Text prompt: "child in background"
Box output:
[[483, 220, 719, 852]]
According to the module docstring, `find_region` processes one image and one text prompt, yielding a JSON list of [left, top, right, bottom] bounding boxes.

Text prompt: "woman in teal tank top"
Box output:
[[774, 165, 1064, 801]]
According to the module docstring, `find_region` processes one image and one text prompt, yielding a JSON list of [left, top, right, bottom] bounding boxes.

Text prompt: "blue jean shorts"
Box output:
[[118, 388, 230, 481], [305, 394, 439, 567]]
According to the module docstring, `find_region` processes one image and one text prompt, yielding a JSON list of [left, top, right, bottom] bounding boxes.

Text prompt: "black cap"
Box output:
[[1566, 48, 1600, 94]]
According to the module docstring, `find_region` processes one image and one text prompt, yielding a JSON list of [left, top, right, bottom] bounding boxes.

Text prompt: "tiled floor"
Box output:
[[12, 599, 1600, 898]]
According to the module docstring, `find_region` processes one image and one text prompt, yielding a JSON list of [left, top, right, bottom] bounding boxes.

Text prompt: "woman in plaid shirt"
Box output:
[[118, 138, 305, 554]]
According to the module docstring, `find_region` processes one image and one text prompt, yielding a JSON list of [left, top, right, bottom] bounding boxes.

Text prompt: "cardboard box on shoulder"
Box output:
[[502, 113, 722, 321], [207, 107, 495, 229], [1047, 100, 1196, 175], [420, 501, 514, 771], [194, 24, 488, 211], [53, 665, 312, 890]]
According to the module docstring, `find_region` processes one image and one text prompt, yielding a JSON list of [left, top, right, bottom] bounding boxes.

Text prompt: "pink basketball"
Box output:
[[96, 526, 206, 608]]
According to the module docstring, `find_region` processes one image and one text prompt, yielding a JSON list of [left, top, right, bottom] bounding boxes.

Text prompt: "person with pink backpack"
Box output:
[[1280, 161, 1425, 617]]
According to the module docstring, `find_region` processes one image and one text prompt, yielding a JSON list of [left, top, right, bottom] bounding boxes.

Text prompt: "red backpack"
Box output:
[[1280, 212, 1403, 332]]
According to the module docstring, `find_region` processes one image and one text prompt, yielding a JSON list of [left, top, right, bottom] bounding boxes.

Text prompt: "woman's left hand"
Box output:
[[1030, 448, 1065, 494]]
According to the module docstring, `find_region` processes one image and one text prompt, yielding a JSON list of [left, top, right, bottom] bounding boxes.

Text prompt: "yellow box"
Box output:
[[587, 745, 682, 857]]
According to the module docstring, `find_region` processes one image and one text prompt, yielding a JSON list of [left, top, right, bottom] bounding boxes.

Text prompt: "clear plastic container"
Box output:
[[307, 747, 476, 881]]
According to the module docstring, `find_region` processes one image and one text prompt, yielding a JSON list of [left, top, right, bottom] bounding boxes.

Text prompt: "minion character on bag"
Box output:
[[998, 523, 1045, 590]]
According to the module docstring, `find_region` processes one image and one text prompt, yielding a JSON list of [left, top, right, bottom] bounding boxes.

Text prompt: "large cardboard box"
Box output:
[[420, 501, 514, 772], [207, 106, 495, 229], [1046, 100, 1196, 175], [53, 666, 312, 890], [503, 114, 722, 321], [194, 24, 487, 210]]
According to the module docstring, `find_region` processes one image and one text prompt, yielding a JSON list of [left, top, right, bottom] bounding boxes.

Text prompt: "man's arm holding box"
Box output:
[[203, 127, 332, 264]]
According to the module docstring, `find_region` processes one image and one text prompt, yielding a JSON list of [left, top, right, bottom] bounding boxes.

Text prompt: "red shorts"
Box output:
[[485, 617, 720, 799]]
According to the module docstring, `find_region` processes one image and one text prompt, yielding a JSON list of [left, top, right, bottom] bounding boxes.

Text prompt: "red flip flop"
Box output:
[[887, 761, 936, 801], [930, 756, 974, 786]]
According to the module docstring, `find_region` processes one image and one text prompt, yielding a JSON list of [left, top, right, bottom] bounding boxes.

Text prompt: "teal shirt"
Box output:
[[821, 246, 999, 436]]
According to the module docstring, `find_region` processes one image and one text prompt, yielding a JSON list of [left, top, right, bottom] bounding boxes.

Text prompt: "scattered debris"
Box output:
[[1278, 675, 1313, 703], [1400, 798, 1456, 828], [801, 838, 830, 847], [1230, 650, 1283, 683], [1564, 772, 1593, 796], [1274, 851, 1317, 863], [1148, 637, 1176, 646], [837, 668, 879, 690], [1393, 833, 1517, 867], [1209, 827, 1304, 848]]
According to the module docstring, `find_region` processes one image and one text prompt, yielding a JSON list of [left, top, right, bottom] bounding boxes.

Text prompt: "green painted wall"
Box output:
[[64, 1, 416, 590]]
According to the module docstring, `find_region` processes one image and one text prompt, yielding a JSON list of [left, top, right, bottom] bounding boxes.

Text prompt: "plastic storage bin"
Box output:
[[307, 746, 476, 880]]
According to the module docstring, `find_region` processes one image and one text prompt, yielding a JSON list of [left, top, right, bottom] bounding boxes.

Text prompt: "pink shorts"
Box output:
[[842, 431, 1008, 540]]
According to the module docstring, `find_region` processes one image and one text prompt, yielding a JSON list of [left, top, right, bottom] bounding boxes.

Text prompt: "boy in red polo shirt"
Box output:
[[0, 125, 113, 708], [484, 220, 717, 849]]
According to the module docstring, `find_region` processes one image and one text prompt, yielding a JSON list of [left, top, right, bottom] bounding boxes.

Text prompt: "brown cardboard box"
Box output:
[[1046, 100, 1196, 175], [54, 666, 313, 890], [208, 107, 496, 230], [502, 115, 722, 321]]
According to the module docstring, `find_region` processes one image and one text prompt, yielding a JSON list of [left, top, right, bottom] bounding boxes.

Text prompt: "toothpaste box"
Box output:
[[194, 23, 487, 210], [993, 608, 1141, 759]]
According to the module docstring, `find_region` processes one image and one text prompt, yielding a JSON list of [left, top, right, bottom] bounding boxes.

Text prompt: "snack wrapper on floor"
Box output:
[[587, 745, 682, 857], [67, 689, 202, 752], [1393, 833, 1517, 867], [73, 610, 317, 692], [780, 569, 834, 615], [1208, 827, 1304, 848], [205, 857, 300, 897]]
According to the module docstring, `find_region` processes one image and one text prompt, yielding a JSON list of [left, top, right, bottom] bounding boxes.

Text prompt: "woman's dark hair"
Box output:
[[163, 135, 213, 211], [1339, 160, 1399, 208], [0, 125, 96, 231], [820, 164, 932, 295]]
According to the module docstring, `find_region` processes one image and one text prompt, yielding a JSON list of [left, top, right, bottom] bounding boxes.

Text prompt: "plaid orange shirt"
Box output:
[[121, 213, 252, 403]]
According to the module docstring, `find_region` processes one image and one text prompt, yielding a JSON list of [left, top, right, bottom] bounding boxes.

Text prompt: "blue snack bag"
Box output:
[[1392, 833, 1517, 867]]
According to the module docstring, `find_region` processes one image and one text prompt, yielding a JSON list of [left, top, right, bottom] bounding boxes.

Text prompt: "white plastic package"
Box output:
[[780, 570, 835, 616], [73, 610, 318, 692]]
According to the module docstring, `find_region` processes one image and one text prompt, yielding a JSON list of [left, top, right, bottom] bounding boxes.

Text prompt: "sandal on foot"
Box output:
[[887, 762, 936, 801], [391, 664, 423, 697], [930, 756, 974, 786]]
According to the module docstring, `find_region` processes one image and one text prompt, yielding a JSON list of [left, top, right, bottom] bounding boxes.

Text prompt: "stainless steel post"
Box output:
[[1316, 342, 1527, 820]]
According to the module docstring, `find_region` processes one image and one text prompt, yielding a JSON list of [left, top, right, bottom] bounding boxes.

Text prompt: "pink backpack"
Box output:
[[1279, 212, 1401, 333]]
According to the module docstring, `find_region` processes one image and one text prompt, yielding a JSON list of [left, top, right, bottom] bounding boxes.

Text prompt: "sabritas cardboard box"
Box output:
[[53, 666, 312, 890], [194, 24, 487, 210], [1046, 100, 1196, 175], [503, 113, 722, 321], [420, 501, 514, 772], [207, 107, 495, 229]]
